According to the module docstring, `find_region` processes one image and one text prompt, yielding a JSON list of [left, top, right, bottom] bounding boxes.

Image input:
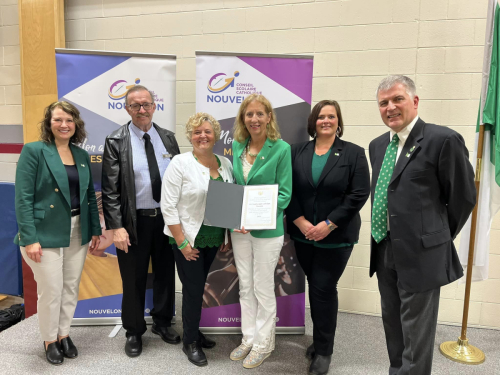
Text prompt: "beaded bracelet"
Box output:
[[178, 239, 189, 250]]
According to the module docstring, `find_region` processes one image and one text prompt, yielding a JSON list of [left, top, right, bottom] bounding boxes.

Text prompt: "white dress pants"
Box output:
[[232, 232, 283, 353], [20, 215, 88, 342]]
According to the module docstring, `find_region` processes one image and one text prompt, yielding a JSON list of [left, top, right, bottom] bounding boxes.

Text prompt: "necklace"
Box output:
[[193, 152, 217, 170], [246, 139, 260, 157]]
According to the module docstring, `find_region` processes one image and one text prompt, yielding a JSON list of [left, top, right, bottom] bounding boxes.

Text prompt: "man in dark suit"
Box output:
[[369, 75, 476, 375], [102, 85, 180, 357]]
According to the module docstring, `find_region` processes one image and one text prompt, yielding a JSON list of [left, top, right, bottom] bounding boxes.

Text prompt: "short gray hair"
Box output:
[[376, 75, 417, 100], [124, 84, 155, 106]]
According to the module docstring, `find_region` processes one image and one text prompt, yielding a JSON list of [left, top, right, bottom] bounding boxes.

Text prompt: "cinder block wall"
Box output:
[[0, 0, 21, 182], [63, 0, 498, 329]]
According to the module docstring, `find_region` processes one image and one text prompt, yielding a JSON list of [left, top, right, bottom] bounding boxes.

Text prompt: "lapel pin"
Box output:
[[163, 153, 172, 158], [261, 156, 265, 160], [335, 153, 339, 156], [81, 164, 85, 167], [410, 146, 415, 152], [405, 153, 410, 158]]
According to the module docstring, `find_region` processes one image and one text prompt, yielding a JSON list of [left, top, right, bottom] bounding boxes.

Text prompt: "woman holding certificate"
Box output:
[[286, 100, 370, 375], [161, 112, 233, 367], [230, 94, 292, 369]]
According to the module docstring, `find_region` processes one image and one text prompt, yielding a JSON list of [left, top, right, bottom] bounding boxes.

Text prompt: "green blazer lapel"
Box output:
[[71, 144, 90, 203], [233, 138, 249, 185], [42, 142, 71, 208], [247, 138, 273, 184]]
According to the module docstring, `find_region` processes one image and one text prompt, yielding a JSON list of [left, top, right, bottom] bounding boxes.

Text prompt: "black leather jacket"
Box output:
[[101, 122, 180, 245]]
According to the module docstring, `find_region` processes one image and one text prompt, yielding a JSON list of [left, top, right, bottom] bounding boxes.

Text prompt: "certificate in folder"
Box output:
[[203, 180, 278, 230]]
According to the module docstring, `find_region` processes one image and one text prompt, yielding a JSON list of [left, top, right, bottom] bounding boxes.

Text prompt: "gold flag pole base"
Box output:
[[439, 338, 485, 365]]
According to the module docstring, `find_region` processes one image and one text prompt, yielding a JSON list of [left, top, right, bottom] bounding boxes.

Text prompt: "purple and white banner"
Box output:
[[196, 52, 313, 333], [55, 49, 176, 324]]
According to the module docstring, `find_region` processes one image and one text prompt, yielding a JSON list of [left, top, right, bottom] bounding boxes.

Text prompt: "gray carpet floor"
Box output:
[[0, 294, 498, 374]]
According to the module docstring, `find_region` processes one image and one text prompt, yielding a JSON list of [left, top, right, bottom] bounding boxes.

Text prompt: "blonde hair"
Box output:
[[233, 94, 280, 143], [185, 112, 222, 143]]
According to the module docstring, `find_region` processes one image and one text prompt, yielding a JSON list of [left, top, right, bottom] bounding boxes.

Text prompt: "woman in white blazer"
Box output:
[[161, 112, 233, 367]]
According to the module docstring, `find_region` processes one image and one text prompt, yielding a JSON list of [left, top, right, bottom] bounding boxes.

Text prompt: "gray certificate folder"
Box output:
[[204, 180, 244, 229]]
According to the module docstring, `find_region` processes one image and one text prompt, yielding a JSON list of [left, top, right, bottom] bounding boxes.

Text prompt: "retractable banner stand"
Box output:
[[54, 49, 176, 324], [196, 51, 313, 333]]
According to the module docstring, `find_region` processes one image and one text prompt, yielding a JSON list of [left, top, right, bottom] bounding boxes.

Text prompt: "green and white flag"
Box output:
[[459, 0, 500, 281]]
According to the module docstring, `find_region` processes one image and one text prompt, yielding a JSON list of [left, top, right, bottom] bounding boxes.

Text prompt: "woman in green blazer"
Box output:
[[229, 94, 292, 369], [15, 101, 101, 365]]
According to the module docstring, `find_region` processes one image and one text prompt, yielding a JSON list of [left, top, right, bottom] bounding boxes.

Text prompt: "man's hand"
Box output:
[[113, 228, 131, 253], [88, 235, 101, 255], [25, 242, 43, 263]]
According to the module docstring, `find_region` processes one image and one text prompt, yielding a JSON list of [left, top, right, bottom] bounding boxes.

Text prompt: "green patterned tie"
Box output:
[[371, 134, 399, 243]]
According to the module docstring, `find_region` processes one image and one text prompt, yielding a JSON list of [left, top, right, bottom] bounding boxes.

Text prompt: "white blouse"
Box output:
[[240, 147, 253, 184], [161, 152, 234, 247]]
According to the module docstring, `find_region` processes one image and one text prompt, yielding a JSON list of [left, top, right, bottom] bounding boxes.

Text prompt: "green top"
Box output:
[[169, 156, 225, 249], [292, 149, 355, 249]]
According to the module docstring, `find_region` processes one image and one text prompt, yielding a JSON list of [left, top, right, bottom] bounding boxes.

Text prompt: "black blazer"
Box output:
[[368, 118, 476, 293], [286, 137, 370, 245]]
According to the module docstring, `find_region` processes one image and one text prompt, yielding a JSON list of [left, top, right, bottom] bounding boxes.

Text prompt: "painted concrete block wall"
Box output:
[[63, 0, 500, 329], [0, 0, 21, 182]]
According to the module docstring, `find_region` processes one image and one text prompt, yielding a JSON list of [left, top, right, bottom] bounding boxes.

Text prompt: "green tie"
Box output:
[[371, 134, 399, 243]]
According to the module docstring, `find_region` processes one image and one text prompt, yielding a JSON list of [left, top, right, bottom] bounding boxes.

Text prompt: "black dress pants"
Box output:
[[173, 244, 218, 344], [116, 213, 175, 336], [295, 241, 352, 356]]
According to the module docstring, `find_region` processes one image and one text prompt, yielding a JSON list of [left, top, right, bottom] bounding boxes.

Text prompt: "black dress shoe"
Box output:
[[199, 331, 216, 349], [151, 324, 180, 344], [125, 335, 142, 357], [60, 337, 78, 359], [182, 341, 207, 366], [44, 341, 63, 365], [309, 354, 331, 375], [306, 343, 315, 360]]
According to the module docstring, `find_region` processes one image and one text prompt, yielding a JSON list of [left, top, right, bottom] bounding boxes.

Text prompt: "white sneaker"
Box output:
[[230, 343, 252, 361], [242, 349, 271, 369]]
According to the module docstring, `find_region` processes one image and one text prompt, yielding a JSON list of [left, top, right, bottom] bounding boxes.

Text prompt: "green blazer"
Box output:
[[14, 141, 101, 248], [233, 137, 292, 238]]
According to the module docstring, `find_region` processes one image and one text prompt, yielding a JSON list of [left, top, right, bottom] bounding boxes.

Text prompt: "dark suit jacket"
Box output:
[[101, 122, 180, 245], [286, 137, 370, 245], [368, 118, 476, 293], [14, 141, 101, 247]]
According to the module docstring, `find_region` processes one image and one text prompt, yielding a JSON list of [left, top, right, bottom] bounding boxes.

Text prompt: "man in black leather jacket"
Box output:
[[102, 85, 180, 357]]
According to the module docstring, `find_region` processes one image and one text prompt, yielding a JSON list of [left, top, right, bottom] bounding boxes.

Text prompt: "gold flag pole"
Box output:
[[439, 124, 486, 364]]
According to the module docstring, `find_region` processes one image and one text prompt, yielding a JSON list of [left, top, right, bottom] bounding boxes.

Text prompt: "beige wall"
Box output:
[[63, 0, 500, 329], [0, 0, 21, 182]]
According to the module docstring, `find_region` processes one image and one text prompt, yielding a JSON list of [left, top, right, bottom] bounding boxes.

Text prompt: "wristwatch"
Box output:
[[325, 219, 336, 231]]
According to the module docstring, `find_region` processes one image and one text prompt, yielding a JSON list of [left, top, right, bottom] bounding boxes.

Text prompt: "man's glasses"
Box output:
[[128, 103, 154, 111]]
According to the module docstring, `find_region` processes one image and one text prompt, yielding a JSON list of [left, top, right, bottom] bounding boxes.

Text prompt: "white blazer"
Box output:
[[161, 151, 233, 246]]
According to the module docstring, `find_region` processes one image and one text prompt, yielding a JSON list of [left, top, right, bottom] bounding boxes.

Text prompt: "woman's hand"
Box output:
[[233, 226, 251, 234], [181, 243, 200, 261], [220, 235, 232, 252], [25, 242, 43, 263], [293, 216, 314, 236], [88, 235, 101, 255], [305, 221, 334, 242]]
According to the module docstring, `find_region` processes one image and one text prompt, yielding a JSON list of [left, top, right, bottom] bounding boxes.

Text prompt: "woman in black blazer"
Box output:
[[286, 100, 370, 375]]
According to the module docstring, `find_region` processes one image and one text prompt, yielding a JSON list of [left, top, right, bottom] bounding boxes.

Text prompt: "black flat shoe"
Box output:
[[44, 341, 63, 365], [309, 354, 331, 375], [60, 336, 78, 358], [182, 341, 207, 367], [199, 331, 216, 349], [151, 324, 180, 344], [306, 343, 315, 360], [125, 335, 142, 357]]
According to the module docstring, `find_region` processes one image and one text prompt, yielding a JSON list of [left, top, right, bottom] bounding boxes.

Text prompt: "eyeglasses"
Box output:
[[128, 103, 154, 111]]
